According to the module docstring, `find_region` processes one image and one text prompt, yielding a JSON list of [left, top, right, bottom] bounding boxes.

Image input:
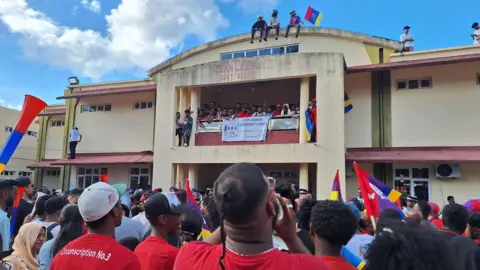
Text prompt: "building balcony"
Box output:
[[195, 116, 300, 146]]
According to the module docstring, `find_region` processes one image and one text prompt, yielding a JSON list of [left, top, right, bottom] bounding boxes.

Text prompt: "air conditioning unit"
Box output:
[[435, 164, 462, 179], [345, 162, 354, 177]]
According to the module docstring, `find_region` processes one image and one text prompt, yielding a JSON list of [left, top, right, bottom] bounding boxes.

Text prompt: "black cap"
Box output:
[[299, 189, 308, 195], [473, 22, 479, 28], [404, 26, 410, 30], [144, 192, 191, 221], [15, 176, 31, 187]]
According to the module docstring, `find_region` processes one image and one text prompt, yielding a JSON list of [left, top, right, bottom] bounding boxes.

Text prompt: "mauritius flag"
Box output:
[[304, 6, 323, 26], [353, 162, 405, 219], [330, 170, 343, 202], [185, 180, 211, 240]]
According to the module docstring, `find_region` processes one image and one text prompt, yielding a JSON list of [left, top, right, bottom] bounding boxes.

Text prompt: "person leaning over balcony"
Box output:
[[285, 10, 303, 38], [472, 22, 480, 45], [400, 26, 414, 52], [68, 127, 82, 159], [250, 15, 267, 43], [183, 110, 193, 147], [175, 112, 184, 147], [266, 10, 281, 40]]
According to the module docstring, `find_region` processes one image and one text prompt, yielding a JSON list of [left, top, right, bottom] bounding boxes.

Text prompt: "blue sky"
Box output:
[[0, 0, 478, 109]]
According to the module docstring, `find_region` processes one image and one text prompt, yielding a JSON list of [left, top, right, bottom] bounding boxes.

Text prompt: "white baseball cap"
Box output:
[[78, 182, 119, 222]]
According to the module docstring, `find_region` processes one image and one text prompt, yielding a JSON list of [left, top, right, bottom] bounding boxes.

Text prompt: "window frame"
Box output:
[[220, 44, 300, 60], [18, 171, 32, 177], [4, 126, 12, 133], [44, 169, 61, 177], [396, 77, 433, 90], [51, 120, 65, 127], [0, 171, 15, 176], [133, 101, 154, 110], [77, 167, 108, 188], [27, 131, 37, 137], [129, 167, 150, 189], [393, 165, 431, 201], [81, 104, 112, 113]]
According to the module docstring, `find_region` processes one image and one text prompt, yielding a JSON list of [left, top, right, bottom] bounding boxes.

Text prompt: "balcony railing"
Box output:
[[197, 115, 299, 134], [195, 115, 300, 146]]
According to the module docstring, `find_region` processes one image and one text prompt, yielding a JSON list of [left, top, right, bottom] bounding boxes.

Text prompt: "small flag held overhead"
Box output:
[[100, 174, 108, 184], [330, 170, 343, 202], [304, 6, 323, 26]]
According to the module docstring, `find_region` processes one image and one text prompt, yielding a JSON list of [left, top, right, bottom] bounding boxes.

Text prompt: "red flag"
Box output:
[[100, 174, 108, 183], [14, 187, 25, 208], [354, 162, 379, 218]]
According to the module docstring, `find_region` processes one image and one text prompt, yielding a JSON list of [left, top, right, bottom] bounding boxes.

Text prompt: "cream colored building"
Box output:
[[35, 27, 480, 207], [0, 106, 38, 180]]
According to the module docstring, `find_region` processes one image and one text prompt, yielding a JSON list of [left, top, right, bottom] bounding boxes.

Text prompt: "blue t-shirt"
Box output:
[[38, 239, 54, 270], [183, 116, 193, 131], [0, 209, 10, 252]]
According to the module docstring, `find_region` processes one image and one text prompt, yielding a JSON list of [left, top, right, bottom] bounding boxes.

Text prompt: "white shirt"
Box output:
[[69, 129, 81, 142], [400, 33, 414, 48], [473, 29, 480, 45]]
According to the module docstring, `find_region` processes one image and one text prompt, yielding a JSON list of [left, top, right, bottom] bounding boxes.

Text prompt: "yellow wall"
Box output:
[[344, 73, 372, 148], [45, 115, 65, 160], [0, 106, 38, 177], [391, 62, 480, 147], [74, 92, 155, 153]]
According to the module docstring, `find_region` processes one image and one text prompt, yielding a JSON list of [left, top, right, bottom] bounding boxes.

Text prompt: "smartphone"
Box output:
[[267, 177, 284, 221]]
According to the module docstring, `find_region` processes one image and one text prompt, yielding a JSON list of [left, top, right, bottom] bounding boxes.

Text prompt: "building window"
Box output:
[[129, 168, 149, 190], [477, 73, 480, 85], [259, 48, 271, 55], [396, 77, 432, 90], [51, 120, 65, 127], [286, 44, 299, 53], [233, 52, 245, 59], [81, 104, 112, 113], [18, 171, 32, 177], [4, 126, 12, 133], [77, 167, 107, 188], [220, 44, 300, 60], [220, 53, 233, 60], [133, 101, 153, 110], [27, 131, 37, 137], [393, 166, 430, 201], [0, 171, 15, 176], [44, 169, 60, 176], [271, 47, 285, 55]]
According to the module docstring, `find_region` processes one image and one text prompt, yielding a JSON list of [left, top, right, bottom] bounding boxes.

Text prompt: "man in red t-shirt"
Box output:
[[173, 163, 328, 270], [310, 200, 357, 270], [134, 192, 190, 270], [50, 182, 140, 270]]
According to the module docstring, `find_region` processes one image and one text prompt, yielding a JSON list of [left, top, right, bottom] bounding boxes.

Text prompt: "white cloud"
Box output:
[[220, 0, 279, 13], [80, 0, 100, 13], [0, 98, 22, 110], [0, 0, 228, 79]]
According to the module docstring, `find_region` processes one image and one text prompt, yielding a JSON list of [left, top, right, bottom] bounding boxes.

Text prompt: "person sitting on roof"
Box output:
[[285, 10, 303, 38], [250, 15, 267, 44], [400, 26, 414, 52], [266, 9, 280, 40]]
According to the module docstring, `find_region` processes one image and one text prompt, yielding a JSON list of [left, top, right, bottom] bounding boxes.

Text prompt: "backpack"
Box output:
[[46, 223, 59, 241]]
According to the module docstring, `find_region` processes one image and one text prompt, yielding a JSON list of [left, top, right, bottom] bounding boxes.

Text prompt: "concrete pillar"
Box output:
[[299, 77, 310, 143], [176, 164, 185, 188], [179, 88, 188, 114], [188, 164, 198, 189], [315, 67, 346, 199], [190, 88, 200, 146], [299, 163, 308, 190]]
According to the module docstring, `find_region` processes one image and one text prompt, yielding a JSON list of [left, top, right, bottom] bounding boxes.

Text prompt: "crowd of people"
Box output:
[[0, 163, 479, 270], [175, 101, 304, 147]]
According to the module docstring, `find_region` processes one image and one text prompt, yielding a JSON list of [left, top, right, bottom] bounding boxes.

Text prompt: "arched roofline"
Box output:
[[148, 27, 402, 76]]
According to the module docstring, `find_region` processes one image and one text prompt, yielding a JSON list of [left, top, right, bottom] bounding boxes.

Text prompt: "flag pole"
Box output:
[[370, 216, 377, 231]]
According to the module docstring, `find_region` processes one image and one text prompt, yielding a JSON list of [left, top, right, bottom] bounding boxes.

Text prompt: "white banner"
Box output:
[[222, 116, 269, 142]]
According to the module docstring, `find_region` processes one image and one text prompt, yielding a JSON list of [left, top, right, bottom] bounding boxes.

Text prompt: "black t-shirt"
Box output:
[[297, 229, 315, 254], [252, 20, 266, 29], [14, 199, 33, 236]]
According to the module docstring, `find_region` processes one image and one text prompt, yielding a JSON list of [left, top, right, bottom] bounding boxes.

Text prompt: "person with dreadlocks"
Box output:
[[173, 163, 328, 270], [365, 222, 455, 270]]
